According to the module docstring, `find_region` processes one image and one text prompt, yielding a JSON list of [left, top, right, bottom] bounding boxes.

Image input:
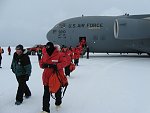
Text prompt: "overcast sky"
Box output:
[[0, 0, 150, 46]]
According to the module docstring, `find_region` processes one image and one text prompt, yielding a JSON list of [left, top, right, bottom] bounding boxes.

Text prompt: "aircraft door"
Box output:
[[79, 37, 87, 55], [79, 37, 86, 47]]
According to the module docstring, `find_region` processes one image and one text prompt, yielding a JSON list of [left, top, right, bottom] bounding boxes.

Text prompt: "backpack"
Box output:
[[69, 62, 76, 72], [49, 71, 68, 93]]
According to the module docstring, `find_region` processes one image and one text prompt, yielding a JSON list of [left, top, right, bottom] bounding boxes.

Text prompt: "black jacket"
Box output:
[[11, 50, 32, 76]]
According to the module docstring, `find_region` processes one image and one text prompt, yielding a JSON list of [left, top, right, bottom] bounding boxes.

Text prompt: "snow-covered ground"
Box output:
[[1, 47, 150, 113]]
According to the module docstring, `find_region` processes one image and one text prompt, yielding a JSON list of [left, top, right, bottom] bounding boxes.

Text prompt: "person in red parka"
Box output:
[[39, 42, 68, 113], [8, 46, 11, 55], [74, 46, 81, 66], [80, 38, 86, 48], [62, 48, 72, 77], [0, 46, 4, 68], [68, 46, 74, 62]]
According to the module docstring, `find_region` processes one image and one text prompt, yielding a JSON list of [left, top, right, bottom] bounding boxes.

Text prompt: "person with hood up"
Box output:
[[11, 44, 32, 105], [39, 42, 68, 113], [61, 48, 72, 77]]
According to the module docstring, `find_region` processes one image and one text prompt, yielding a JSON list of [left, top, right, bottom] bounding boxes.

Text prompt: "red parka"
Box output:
[[67, 49, 73, 61], [74, 47, 80, 59], [62, 50, 72, 66], [39, 48, 67, 86]]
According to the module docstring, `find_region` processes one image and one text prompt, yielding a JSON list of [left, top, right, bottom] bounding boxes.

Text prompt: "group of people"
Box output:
[[0, 46, 11, 68], [10, 41, 87, 113]]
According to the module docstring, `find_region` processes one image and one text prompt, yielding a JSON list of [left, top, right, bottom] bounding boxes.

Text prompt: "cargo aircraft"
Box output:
[[47, 14, 150, 55]]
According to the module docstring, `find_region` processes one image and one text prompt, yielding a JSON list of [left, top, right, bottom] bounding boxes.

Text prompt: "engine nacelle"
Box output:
[[114, 18, 150, 39]]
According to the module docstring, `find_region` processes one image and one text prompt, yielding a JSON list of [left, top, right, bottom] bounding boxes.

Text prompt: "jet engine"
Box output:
[[114, 18, 150, 39]]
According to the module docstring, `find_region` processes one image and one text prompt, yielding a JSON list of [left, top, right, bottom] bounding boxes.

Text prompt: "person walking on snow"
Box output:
[[0, 46, 4, 68], [8, 46, 11, 55], [62, 48, 72, 77], [39, 42, 68, 113], [11, 44, 32, 105], [86, 46, 90, 59]]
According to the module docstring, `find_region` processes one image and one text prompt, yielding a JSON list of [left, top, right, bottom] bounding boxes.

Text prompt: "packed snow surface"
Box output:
[[1, 47, 150, 113]]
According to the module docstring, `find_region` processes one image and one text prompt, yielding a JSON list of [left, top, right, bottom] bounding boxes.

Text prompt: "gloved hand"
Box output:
[[48, 64, 57, 70], [42, 63, 49, 68], [42, 63, 57, 70]]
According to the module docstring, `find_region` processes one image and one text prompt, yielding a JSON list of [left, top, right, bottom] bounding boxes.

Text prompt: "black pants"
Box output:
[[65, 65, 70, 76], [16, 75, 31, 103], [74, 59, 79, 66], [0, 55, 2, 66], [43, 86, 62, 112], [87, 52, 89, 59]]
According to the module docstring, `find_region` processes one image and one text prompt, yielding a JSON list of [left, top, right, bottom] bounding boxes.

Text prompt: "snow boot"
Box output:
[[40, 111, 49, 113], [15, 101, 22, 105], [55, 100, 62, 106], [25, 95, 31, 99]]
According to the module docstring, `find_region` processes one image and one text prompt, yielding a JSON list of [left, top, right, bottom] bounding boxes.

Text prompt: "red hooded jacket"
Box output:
[[39, 48, 67, 86]]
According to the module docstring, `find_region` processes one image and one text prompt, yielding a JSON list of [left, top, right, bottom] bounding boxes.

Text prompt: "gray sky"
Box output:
[[0, 0, 150, 46]]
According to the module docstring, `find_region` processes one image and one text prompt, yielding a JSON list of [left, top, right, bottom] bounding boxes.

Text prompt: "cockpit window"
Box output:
[[54, 24, 59, 28], [52, 30, 57, 34], [59, 23, 66, 28], [54, 23, 66, 28]]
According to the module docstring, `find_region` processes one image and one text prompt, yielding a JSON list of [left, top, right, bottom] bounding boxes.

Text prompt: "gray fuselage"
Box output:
[[47, 15, 150, 54]]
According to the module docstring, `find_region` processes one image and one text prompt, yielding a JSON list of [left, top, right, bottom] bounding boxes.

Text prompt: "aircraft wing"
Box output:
[[127, 14, 150, 20]]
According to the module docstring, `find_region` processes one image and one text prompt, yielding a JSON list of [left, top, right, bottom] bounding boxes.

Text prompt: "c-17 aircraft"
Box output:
[[47, 14, 150, 55]]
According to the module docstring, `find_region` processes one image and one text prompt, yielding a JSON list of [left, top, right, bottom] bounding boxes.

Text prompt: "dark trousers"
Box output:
[[74, 59, 79, 66], [65, 65, 70, 76], [16, 75, 31, 102], [43, 86, 62, 112], [0, 55, 2, 66], [87, 52, 89, 59]]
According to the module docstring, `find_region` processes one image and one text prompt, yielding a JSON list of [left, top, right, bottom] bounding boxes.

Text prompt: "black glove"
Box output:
[[42, 63, 57, 70], [48, 64, 57, 70], [42, 63, 49, 68]]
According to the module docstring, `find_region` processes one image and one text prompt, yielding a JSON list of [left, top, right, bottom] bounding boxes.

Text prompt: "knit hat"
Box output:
[[16, 44, 24, 51]]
